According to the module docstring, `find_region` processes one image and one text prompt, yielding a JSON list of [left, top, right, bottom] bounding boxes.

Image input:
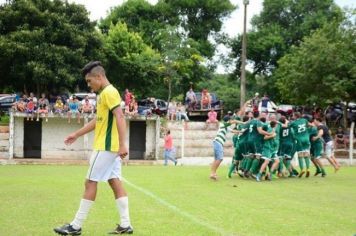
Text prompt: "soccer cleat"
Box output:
[[244, 171, 250, 178], [237, 170, 244, 178], [251, 173, 257, 179], [256, 173, 261, 182], [314, 170, 322, 176], [54, 224, 81, 235], [306, 170, 310, 178], [109, 225, 134, 234], [298, 171, 305, 178]]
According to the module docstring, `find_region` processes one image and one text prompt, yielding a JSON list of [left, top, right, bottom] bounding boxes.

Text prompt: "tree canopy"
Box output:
[[0, 0, 103, 94]]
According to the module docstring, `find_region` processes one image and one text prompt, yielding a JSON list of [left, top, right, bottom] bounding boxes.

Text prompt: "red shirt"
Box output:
[[164, 134, 173, 150], [125, 92, 132, 106]]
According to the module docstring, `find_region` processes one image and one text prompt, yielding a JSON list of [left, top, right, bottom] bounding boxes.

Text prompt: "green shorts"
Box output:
[[296, 138, 310, 152], [261, 147, 278, 160], [311, 142, 323, 159], [233, 146, 243, 161], [279, 142, 295, 159], [239, 141, 248, 156], [247, 140, 263, 156]]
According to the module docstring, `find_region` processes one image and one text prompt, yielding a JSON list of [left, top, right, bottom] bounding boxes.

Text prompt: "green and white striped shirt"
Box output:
[[214, 122, 233, 145]]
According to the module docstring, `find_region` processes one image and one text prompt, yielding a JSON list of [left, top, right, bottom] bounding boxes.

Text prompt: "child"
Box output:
[[25, 98, 35, 121]]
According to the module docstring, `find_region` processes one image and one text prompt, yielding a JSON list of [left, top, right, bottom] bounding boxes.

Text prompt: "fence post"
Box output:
[[349, 121, 354, 165], [8, 111, 14, 160], [181, 121, 185, 159]]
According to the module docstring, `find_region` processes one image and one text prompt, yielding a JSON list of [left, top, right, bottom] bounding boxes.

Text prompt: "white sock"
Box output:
[[71, 199, 94, 230], [116, 197, 131, 228]]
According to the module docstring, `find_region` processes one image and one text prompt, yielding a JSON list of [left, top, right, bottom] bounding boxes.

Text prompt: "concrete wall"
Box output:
[[11, 113, 159, 160], [0, 132, 9, 158]]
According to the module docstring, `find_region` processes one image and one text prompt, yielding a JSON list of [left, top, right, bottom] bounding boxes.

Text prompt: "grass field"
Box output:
[[0, 165, 355, 236]]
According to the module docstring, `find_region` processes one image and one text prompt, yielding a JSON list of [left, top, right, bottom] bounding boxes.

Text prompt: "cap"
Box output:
[[81, 61, 102, 77], [223, 115, 230, 122]]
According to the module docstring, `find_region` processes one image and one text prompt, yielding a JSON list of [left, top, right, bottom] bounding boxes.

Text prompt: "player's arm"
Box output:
[[112, 106, 128, 158], [257, 126, 272, 136], [264, 131, 276, 140], [313, 128, 324, 141], [64, 118, 96, 145]]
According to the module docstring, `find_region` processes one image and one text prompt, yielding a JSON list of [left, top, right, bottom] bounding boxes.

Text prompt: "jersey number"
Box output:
[[249, 124, 253, 133], [297, 124, 306, 133], [282, 129, 289, 137]]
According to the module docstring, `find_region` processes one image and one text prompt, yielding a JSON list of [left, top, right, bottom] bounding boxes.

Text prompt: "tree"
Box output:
[[103, 22, 161, 98], [0, 0, 103, 94], [275, 12, 356, 126], [99, 0, 235, 58], [230, 0, 343, 99]]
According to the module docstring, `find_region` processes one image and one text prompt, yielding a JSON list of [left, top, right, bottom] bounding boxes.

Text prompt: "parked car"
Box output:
[[187, 92, 223, 118], [137, 98, 167, 116], [0, 95, 16, 113]]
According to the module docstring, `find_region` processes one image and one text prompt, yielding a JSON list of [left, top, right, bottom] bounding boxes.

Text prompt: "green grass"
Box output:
[[0, 114, 9, 125], [0, 165, 355, 236]]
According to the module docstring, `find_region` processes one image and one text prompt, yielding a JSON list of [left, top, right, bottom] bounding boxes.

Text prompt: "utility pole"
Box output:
[[240, 0, 249, 108]]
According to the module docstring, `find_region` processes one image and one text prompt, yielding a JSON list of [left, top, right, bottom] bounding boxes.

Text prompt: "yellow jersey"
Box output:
[[93, 84, 121, 152]]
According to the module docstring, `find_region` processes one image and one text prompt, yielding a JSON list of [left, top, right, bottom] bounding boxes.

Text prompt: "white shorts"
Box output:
[[324, 141, 334, 158], [86, 151, 122, 182]]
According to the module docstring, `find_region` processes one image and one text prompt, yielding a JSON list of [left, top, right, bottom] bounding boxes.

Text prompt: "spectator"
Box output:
[[206, 108, 218, 129], [185, 88, 197, 111], [54, 96, 64, 115], [67, 95, 81, 124], [201, 89, 211, 109], [36, 93, 50, 122], [81, 97, 94, 115], [251, 92, 260, 112], [163, 129, 177, 166], [124, 89, 133, 107], [29, 92, 38, 109], [259, 93, 277, 113], [25, 98, 35, 121], [168, 101, 177, 121], [176, 102, 189, 121], [335, 127, 349, 149], [13, 95, 27, 112], [313, 107, 323, 120], [125, 97, 138, 116]]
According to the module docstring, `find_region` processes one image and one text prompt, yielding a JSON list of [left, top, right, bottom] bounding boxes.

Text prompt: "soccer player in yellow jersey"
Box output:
[[54, 61, 133, 235]]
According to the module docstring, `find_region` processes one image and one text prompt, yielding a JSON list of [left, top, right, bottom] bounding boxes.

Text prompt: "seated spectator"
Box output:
[[37, 93, 50, 122], [81, 97, 94, 115], [201, 89, 211, 110], [67, 95, 81, 124], [124, 89, 133, 107], [206, 108, 218, 129], [54, 96, 64, 115], [185, 88, 197, 111], [26, 98, 35, 121], [176, 102, 189, 121], [29, 92, 38, 110], [168, 101, 177, 121], [125, 97, 138, 116], [335, 127, 349, 149], [13, 95, 27, 112]]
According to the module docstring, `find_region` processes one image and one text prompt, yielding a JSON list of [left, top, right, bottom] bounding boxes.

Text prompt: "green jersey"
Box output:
[[280, 126, 295, 144], [247, 119, 264, 143], [289, 118, 309, 140]]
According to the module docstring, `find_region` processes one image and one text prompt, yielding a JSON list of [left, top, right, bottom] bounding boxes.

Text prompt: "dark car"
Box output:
[[0, 95, 16, 114], [137, 98, 167, 116]]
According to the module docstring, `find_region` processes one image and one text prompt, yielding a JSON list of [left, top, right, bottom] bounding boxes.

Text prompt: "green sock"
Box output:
[[240, 158, 246, 170], [245, 158, 253, 172], [284, 160, 291, 171], [321, 168, 326, 175], [305, 157, 310, 169], [250, 159, 260, 174], [298, 158, 304, 171], [315, 163, 321, 172], [278, 161, 283, 173], [228, 163, 235, 177]]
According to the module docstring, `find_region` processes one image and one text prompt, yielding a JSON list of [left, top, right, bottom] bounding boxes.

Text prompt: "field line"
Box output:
[[123, 177, 236, 236]]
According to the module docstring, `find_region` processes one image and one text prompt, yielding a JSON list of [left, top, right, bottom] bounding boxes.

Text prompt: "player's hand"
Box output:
[[64, 133, 78, 145], [118, 145, 128, 159]]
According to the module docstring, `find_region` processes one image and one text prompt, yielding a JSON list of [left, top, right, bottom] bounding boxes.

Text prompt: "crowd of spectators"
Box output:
[[12, 93, 95, 123]]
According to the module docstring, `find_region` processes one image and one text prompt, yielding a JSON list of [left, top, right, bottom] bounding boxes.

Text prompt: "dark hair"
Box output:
[[260, 117, 266, 123], [253, 111, 259, 118], [279, 116, 286, 124], [270, 120, 277, 128], [242, 115, 249, 122], [81, 61, 103, 77], [166, 129, 170, 135], [316, 117, 323, 122], [294, 112, 301, 119]]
